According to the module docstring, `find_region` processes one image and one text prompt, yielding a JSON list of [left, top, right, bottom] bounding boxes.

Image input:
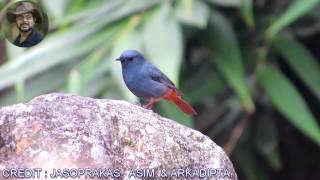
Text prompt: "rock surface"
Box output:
[[0, 93, 237, 180]]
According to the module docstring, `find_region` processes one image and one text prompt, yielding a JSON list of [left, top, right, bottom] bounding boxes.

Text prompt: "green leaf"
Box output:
[[177, 0, 210, 28], [51, 1, 126, 28], [206, 0, 241, 7], [14, 80, 25, 102], [239, 0, 254, 28], [273, 35, 320, 99], [266, 0, 320, 39], [259, 66, 320, 145], [143, 3, 183, 84], [77, 51, 112, 98], [42, 0, 68, 19], [67, 69, 81, 95], [67, 0, 86, 14], [208, 11, 255, 113], [265, 148, 281, 171], [70, 47, 110, 96], [0, 64, 71, 107], [6, 41, 27, 102]]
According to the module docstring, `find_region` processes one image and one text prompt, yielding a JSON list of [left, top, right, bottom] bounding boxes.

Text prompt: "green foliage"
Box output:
[[273, 35, 320, 99], [177, 0, 210, 28], [208, 10, 255, 113], [266, 0, 320, 39], [239, 0, 254, 28], [259, 66, 320, 145], [0, 0, 320, 179], [143, 3, 183, 85]]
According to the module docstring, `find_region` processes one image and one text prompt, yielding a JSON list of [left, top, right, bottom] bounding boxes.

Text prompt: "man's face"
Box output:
[[15, 12, 35, 32]]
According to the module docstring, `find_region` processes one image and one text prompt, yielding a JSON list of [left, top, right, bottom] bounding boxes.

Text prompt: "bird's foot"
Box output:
[[142, 104, 152, 110], [142, 102, 154, 110]]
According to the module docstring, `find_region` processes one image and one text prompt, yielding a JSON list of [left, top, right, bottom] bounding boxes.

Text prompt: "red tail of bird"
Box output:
[[164, 90, 197, 116]]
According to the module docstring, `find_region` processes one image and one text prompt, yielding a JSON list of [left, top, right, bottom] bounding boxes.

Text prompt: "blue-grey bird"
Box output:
[[115, 49, 197, 116]]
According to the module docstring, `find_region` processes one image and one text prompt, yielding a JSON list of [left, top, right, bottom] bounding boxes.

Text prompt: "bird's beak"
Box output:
[[115, 57, 121, 61]]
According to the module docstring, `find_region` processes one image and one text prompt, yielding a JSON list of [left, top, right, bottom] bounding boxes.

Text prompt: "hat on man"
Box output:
[[6, 1, 42, 23]]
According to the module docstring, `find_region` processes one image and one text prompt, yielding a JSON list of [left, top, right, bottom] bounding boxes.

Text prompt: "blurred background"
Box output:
[[0, 0, 319, 179]]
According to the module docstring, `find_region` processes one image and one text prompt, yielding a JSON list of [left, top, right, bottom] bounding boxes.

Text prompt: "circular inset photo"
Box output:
[[1, 0, 48, 48]]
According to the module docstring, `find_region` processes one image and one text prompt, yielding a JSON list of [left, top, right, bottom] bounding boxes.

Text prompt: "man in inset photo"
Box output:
[[6, 1, 44, 47]]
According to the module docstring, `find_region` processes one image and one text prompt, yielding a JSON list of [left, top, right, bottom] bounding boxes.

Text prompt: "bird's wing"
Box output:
[[147, 64, 183, 96]]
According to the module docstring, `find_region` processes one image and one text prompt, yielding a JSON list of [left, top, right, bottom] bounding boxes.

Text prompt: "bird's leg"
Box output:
[[143, 102, 154, 109], [143, 100, 155, 109], [142, 98, 161, 110]]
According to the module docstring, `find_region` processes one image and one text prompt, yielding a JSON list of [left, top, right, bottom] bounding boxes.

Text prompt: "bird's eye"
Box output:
[[127, 57, 134, 62]]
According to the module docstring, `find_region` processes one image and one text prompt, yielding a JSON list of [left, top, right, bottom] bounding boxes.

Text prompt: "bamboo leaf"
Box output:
[[177, 0, 210, 28], [265, 149, 281, 171], [259, 66, 320, 145], [266, 0, 320, 39], [51, 1, 125, 27], [70, 47, 110, 96], [208, 11, 255, 113], [79, 51, 113, 98], [0, 64, 71, 106], [6, 41, 26, 102], [206, 0, 241, 7], [143, 3, 183, 84], [42, 0, 68, 19], [240, 0, 254, 28], [273, 35, 320, 99], [14, 80, 25, 102], [67, 69, 81, 95]]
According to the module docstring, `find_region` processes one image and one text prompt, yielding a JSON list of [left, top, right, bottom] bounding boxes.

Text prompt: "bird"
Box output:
[[115, 49, 197, 116]]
